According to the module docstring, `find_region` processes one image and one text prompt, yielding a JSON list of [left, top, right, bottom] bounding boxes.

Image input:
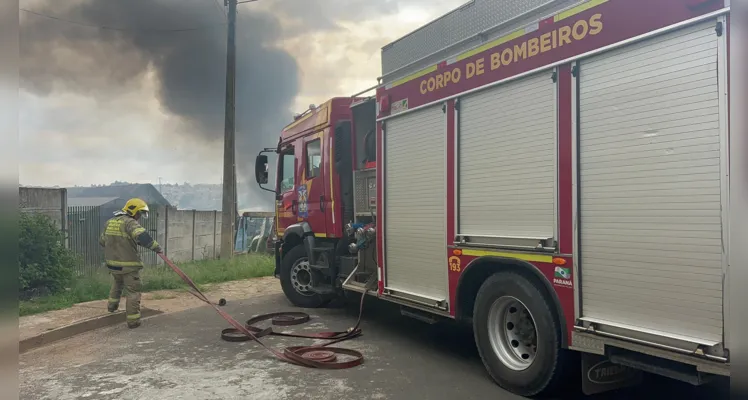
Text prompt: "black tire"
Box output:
[[473, 271, 569, 397], [279, 245, 333, 308]]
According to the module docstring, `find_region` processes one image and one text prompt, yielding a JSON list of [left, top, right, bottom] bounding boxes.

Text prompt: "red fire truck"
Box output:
[[255, 0, 735, 396]]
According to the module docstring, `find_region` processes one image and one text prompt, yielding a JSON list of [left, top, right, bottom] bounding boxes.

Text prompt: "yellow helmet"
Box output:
[[123, 198, 150, 218]]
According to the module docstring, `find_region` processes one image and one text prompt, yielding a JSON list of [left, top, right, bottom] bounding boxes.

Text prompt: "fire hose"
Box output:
[[158, 253, 365, 369]]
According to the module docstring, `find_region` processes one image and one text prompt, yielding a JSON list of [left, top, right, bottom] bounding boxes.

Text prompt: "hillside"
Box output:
[[158, 183, 223, 210]]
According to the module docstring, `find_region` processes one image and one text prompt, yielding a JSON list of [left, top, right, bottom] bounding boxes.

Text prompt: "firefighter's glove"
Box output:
[[153, 245, 164, 254]]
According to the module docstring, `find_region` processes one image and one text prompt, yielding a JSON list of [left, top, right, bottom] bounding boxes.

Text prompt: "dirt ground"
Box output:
[[138, 276, 283, 312], [19, 277, 283, 341], [19, 292, 728, 400]]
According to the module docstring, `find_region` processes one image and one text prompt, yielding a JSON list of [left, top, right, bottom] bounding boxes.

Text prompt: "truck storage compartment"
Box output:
[[384, 105, 448, 303], [458, 71, 557, 243], [577, 21, 726, 346]]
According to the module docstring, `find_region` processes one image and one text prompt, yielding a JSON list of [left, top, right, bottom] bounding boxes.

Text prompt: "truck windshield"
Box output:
[[279, 147, 295, 193]]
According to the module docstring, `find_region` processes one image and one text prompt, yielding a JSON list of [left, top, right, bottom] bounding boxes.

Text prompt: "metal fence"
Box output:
[[67, 206, 104, 276], [65, 204, 276, 275], [67, 206, 160, 276], [138, 212, 159, 266]]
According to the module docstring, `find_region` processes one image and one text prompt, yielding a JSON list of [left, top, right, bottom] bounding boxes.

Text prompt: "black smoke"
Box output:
[[20, 0, 300, 210], [18, 0, 448, 209]]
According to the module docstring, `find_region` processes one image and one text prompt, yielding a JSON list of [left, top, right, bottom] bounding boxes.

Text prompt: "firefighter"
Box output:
[[99, 198, 163, 329]]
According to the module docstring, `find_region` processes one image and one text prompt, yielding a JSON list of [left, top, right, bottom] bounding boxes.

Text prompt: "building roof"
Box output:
[[66, 184, 172, 207], [68, 197, 119, 207]]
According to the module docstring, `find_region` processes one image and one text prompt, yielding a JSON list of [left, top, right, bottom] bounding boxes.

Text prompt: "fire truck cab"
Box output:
[[255, 96, 378, 306], [256, 0, 736, 397]]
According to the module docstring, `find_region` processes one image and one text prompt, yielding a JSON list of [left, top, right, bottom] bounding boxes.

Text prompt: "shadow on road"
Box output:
[[334, 293, 729, 400]]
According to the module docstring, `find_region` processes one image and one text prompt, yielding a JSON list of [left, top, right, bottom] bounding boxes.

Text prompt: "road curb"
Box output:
[[19, 307, 164, 354]]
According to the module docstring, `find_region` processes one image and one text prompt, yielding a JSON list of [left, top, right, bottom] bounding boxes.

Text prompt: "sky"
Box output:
[[18, 0, 465, 208]]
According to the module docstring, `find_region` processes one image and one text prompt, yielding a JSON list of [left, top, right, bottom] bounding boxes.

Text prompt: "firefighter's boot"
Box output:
[[108, 272, 124, 313], [124, 270, 142, 329]]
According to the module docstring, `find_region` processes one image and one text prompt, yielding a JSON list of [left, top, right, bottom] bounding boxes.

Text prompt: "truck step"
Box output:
[[309, 246, 334, 270], [342, 271, 374, 285], [353, 271, 373, 281], [400, 307, 440, 325], [309, 284, 336, 295], [608, 350, 715, 386], [311, 246, 335, 252], [342, 278, 377, 294], [342, 281, 366, 294]]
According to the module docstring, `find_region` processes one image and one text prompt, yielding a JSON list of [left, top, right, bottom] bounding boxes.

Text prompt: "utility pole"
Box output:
[[219, 0, 238, 260]]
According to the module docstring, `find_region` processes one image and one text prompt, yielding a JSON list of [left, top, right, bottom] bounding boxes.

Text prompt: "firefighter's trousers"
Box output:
[[107, 266, 142, 325]]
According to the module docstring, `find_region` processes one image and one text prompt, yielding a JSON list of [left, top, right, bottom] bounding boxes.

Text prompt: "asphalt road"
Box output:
[[19, 293, 728, 400]]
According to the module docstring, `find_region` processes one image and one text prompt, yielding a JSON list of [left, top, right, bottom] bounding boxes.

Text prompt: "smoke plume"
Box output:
[[20, 0, 301, 210], [19, 0, 444, 209]]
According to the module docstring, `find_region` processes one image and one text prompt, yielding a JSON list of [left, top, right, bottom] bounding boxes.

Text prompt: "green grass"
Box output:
[[19, 254, 274, 317]]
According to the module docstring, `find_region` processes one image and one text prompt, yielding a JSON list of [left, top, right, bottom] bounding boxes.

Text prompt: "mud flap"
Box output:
[[303, 235, 316, 265], [581, 353, 643, 395], [273, 241, 282, 278]]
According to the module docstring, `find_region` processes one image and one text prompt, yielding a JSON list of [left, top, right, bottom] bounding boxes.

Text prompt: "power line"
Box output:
[[212, 0, 228, 20], [19, 7, 227, 33]]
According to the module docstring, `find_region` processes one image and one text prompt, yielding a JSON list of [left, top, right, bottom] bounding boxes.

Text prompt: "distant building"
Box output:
[[67, 184, 172, 209], [67, 196, 124, 222], [66, 196, 125, 256], [67, 196, 121, 208], [66, 184, 172, 233]]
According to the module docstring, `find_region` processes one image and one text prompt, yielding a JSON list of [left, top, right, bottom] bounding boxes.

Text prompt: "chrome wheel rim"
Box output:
[[487, 296, 538, 371], [290, 258, 314, 296]]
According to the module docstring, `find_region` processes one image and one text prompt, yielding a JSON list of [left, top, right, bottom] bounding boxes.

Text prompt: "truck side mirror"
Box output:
[[255, 155, 269, 184]]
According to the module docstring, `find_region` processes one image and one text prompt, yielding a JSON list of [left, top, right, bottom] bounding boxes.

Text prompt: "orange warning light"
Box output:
[[453, 249, 463, 256], [552, 257, 567, 266]]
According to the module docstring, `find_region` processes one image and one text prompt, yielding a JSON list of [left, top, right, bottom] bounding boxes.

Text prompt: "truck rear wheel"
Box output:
[[279, 245, 332, 308], [473, 271, 567, 397]]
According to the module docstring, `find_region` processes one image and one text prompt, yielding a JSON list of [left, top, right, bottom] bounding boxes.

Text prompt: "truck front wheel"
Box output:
[[473, 271, 567, 397], [279, 245, 332, 308]]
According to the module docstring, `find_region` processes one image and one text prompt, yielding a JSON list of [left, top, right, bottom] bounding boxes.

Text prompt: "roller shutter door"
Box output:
[[578, 21, 724, 345], [459, 72, 556, 239], [384, 105, 447, 300]]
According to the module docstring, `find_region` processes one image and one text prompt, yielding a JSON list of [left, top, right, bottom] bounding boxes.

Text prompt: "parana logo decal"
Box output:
[[587, 360, 637, 385]]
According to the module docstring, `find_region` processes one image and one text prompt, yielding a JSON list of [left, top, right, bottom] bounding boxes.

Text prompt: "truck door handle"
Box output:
[[320, 195, 325, 212]]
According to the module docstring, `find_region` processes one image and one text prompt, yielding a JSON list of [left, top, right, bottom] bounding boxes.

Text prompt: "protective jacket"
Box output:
[[99, 214, 162, 268]]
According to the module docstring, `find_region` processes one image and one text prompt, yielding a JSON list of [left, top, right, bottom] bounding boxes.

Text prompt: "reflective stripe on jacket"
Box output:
[[99, 215, 159, 268]]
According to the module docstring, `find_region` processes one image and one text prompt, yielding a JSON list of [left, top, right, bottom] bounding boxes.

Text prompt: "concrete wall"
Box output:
[[161, 207, 222, 263], [21, 192, 228, 271], [193, 211, 219, 261], [19, 188, 68, 246], [165, 208, 195, 263], [215, 216, 223, 259]]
